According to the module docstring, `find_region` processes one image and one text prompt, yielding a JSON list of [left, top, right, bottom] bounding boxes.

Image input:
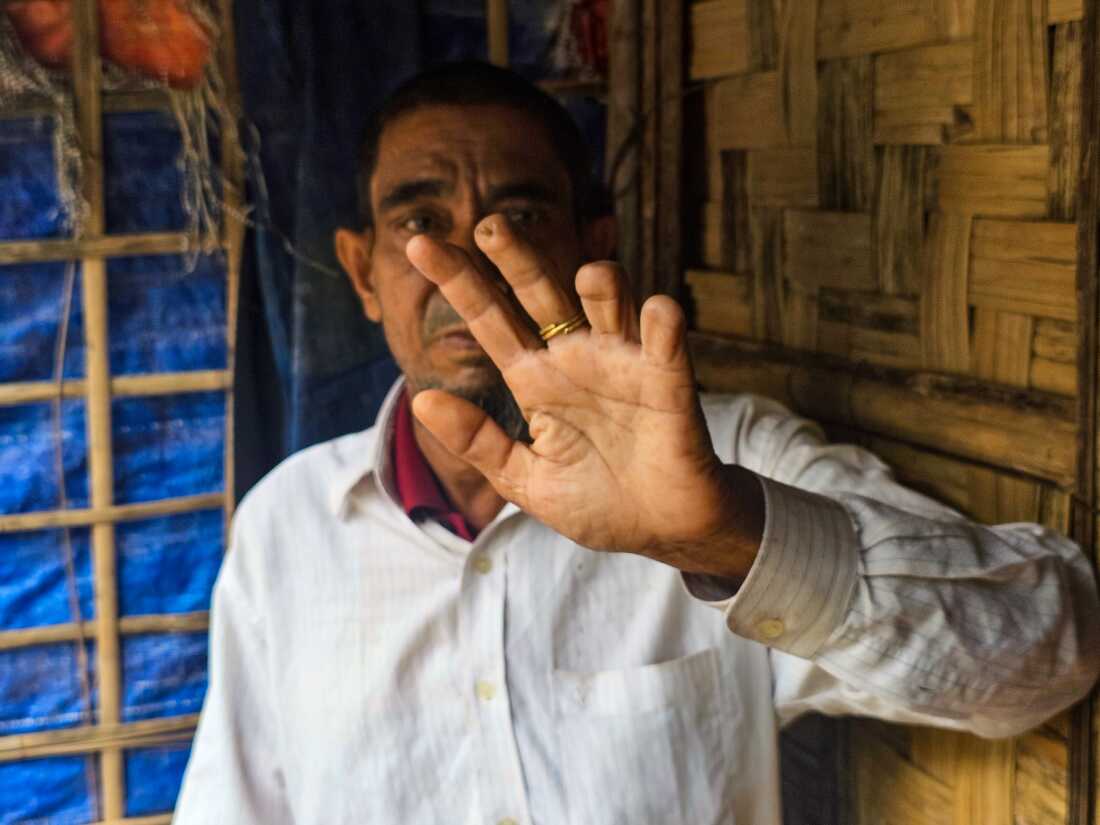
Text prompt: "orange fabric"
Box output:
[[6, 0, 212, 89]]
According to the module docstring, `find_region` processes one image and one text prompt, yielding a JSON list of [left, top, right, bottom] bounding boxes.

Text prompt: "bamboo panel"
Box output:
[[689, 0, 754, 80], [1033, 318, 1078, 363], [818, 290, 919, 367], [720, 151, 752, 272], [873, 43, 974, 145], [776, 0, 817, 146], [1049, 0, 1084, 24], [1014, 724, 1070, 825], [700, 201, 723, 268], [818, 57, 874, 210], [92, 816, 172, 825], [781, 286, 818, 350], [0, 611, 209, 652], [747, 146, 819, 207], [968, 219, 1077, 321], [920, 212, 972, 372], [856, 433, 1048, 523], [818, 319, 922, 368], [0, 370, 232, 406], [784, 210, 875, 290], [1031, 358, 1078, 396], [1050, 21, 1083, 221], [0, 492, 224, 533], [690, 333, 1077, 484], [972, 0, 1048, 143], [712, 71, 787, 149], [817, 0, 973, 60], [952, 736, 1016, 825], [0, 715, 198, 763], [972, 308, 1033, 386], [685, 270, 753, 338], [853, 724, 954, 824], [931, 144, 1049, 217], [682, 0, 1095, 820], [875, 146, 928, 294], [750, 207, 784, 341], [1031, 318, 1079, 396], [0, 232, 192, 265]]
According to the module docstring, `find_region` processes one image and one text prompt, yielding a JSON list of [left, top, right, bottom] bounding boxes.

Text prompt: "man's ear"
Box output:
[[335, 227, 381, 322], [581, 214, 617, 261]]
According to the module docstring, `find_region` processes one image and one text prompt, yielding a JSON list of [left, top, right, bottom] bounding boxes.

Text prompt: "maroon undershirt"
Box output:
[[391, 390, 479, 541]]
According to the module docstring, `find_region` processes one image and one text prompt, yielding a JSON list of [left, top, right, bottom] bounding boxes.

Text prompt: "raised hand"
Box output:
[[407, 214, 764, 579]]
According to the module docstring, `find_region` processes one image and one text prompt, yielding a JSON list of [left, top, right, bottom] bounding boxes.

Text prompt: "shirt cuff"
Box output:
[[682, 475, 860, 658]]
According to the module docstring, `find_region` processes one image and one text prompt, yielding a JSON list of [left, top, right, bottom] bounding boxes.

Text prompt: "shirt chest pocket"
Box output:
[[551, 646, 738, 825]]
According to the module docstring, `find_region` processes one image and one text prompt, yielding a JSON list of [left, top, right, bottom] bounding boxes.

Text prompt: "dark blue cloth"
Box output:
[[232, 0, 422, 495]]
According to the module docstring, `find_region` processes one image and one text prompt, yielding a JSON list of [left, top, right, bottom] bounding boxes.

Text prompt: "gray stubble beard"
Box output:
[[419, 376, 531, 444]]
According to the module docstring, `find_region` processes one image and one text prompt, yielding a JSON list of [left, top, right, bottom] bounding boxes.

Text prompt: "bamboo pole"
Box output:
[[90, 816, 173, 825], [690, 332, 1078, 486], [1073, 3, 1100, 825], [0, 89, 173, 121], [0, 370, 232, 407], [0, 492, 224, 533], [70, 0, 125, 815], [0, 715, 198, 763], [486, 0, 509, 67], [219, 0, 244, 522], [0, 232, 192, 265], [0, 612, 209, 653]]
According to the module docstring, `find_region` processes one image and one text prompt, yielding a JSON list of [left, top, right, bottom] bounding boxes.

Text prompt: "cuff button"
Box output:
[[755, 618, 786, 640]]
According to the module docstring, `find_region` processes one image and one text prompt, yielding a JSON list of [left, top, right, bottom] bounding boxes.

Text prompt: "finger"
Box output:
[[575, 261, 639, 340], [640, 295, 689, 368], [407, 234, 540, 369], [411, 389, 532, 508], [475, 214, 580, 332]]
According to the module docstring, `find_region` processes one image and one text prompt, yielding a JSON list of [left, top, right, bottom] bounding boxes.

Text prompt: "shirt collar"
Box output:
[[328, 376, 406, 518], [391, 389, 478, 541]]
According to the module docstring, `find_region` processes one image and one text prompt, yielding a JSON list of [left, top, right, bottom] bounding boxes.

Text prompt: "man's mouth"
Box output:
[[432, 326, 482, 350]]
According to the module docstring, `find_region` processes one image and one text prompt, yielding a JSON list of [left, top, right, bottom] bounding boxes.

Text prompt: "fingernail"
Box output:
[[477, 220, 494, 238]]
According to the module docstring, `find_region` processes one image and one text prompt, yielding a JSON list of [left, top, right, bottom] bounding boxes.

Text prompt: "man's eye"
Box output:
[[504, 207, 542, 227], [401, 214, 436, 234]]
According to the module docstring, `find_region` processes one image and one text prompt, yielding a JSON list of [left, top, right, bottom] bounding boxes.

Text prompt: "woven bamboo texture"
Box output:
[[0, 0, 243, 820], [684, 1, 1090, 823]]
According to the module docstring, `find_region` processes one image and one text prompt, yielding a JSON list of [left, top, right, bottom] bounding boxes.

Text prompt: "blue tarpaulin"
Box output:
[[0, 108, 226, 822]]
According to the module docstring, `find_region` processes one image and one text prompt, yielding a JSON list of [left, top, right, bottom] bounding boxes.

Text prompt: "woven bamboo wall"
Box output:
[[683, 1, 1094, 823]]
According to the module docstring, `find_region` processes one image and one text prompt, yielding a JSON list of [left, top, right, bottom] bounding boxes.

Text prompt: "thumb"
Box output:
[[410, 389, 532, 505]]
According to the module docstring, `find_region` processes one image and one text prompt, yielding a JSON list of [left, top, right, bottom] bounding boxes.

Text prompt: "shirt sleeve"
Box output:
[[172, 515, 295, 824], [686, 393, 1100, 739]]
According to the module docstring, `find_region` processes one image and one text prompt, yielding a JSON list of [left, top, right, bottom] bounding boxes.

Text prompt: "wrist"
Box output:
[[658, 464, 765, 581]]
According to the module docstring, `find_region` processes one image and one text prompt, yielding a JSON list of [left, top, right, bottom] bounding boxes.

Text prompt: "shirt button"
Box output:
[[473, 555, 493, 574], [756, 618, 786, 640], [476, 680, 497, 701]]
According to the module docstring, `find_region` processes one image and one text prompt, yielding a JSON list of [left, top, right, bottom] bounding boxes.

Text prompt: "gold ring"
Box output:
[[539, 311, 589, 342]]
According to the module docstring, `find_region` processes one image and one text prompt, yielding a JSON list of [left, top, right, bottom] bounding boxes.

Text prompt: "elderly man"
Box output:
[[173, 62, 1099, 825]]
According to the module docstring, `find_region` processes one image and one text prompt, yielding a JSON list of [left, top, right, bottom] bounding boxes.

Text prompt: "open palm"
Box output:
[[408, 215, 762, 575]]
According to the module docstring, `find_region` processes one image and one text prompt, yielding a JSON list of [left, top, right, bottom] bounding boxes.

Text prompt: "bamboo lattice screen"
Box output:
[[0, 0, 242, 821], [682, 0, 1095, 823]]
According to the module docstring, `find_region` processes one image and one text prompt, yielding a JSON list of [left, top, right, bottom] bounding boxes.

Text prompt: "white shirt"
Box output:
[[173, 379, 1099, 825]]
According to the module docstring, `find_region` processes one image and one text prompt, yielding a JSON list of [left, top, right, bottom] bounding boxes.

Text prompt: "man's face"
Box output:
[[338, 103, 588, 400]]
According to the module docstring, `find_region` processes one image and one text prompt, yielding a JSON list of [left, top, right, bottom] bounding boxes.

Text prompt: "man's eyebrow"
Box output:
[[378, 179, 451, 213], [485, 181, 560, 205]]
